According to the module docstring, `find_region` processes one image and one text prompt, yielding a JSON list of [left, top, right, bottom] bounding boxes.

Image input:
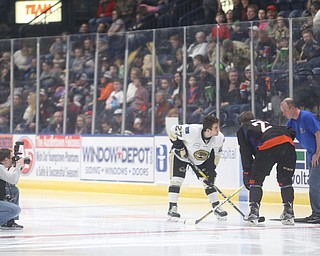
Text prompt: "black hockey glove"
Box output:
[[243, 171, 251, 190], [203, 174, 215, 187], [171, 139, 188, 159], [175, 147, 188, 159]]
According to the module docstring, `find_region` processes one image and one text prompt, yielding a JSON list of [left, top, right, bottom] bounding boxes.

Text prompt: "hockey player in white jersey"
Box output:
[[167, 115, 227, 221]]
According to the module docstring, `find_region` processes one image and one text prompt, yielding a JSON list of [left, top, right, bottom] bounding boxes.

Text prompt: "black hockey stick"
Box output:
[[195, 185, 244, 224]]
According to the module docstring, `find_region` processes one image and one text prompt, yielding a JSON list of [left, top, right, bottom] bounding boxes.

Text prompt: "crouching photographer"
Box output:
[[0, 145, 28, 230]]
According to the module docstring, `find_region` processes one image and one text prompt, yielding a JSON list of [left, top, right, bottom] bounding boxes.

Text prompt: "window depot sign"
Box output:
[[15, 1, 62, 24]]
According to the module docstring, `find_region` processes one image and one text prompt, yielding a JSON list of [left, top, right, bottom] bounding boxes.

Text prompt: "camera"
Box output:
[[12, 141, 30, 167]]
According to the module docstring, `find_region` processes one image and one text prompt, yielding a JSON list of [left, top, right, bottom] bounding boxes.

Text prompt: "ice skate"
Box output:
[[167, 205, 180, 222], [212, 202, 228, 221], [244, 203, 259, 225], [280, 203, 294, 226]]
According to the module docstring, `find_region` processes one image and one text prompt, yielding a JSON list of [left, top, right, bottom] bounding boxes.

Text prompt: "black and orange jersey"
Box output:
[[237, 119, 295, 172]]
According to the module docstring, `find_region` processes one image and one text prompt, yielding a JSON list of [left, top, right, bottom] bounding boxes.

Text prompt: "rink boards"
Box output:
[[0, 134, 310, 205]]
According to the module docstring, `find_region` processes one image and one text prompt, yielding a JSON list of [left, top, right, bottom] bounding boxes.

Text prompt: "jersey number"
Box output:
[[252, 120, 272, 133]]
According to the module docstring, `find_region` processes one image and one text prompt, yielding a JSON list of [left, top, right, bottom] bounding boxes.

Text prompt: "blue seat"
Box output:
[[289, 9, 303, 18], [277, 10, 290, 18], [290, 0, 304, 10], [277, 0, 291, 12]]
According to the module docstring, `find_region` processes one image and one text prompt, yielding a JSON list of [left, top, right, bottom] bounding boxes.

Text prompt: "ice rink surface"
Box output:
[[0, 189, 319, 256]]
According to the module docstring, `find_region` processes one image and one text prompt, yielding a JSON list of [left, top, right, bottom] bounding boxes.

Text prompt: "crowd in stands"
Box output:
[[0, 0, 319, 136]]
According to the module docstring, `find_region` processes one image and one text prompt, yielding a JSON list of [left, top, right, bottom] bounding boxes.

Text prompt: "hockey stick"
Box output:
[[173, 150, 265, 223], [194, 185, 244, 224]]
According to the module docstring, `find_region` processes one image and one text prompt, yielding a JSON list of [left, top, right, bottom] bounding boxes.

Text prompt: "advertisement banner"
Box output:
[[32, 135, 81, 180], [15, 1, 62, 24], [81, 136, 154, 182]]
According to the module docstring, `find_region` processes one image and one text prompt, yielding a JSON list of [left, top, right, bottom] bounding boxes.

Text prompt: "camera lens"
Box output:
[[24, 157, 31, 164]]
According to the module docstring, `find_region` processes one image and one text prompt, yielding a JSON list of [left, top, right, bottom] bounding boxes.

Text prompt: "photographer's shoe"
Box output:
[[1, 221, 23, 230]]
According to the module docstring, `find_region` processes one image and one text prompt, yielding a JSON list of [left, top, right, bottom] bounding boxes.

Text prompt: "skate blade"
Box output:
[[167, 216, 180, 222], [216, 216, 227, 221], [281, 218, 295, 226], [244, 218, 259, 226]]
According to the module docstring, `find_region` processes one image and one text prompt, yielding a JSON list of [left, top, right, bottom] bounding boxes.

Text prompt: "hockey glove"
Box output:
[[171, 139, 188, 159], [175, 147, 188, 159], [243, 171, 251, 190], [203, 174, 215, 187]]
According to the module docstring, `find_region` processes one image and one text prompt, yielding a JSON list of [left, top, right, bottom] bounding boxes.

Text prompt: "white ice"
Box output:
[[0, 189, 319, 256]]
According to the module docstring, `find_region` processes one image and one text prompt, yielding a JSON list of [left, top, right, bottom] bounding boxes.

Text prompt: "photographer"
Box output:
[[0, 147, 25, 230]]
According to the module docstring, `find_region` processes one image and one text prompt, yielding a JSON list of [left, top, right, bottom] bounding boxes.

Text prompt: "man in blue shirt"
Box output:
[[280, 98, 320, 223]]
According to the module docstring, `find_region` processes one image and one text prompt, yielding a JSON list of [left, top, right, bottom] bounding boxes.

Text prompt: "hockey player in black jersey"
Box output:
[[237, 111, 297, 225], [167, 115, 227, 221]]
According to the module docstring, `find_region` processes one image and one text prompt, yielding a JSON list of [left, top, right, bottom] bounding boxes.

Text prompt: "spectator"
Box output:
[[104, 79, 124, 119], [230, 21, 247, 42], [98, 118, 112, 134], [115, 0, 137, 26], [96, 22, 108, 34], [295, 29, 320, 70], [0, 51, 10, 70], [239, 65, 267, 119], [202, 0, 221, 25], [74, 114, 89, 134], [14, 91, 36, 134], [220, 68, 245, 126], [52, 50, 66, 70], [41, 111, 63, 134], [264, 5, 278, 38], [132, 117, 149, 134], [39, 88, 56, 131], [158, 78, 173, 98], [191, 54, 207, 77], [12, 92, 26, 130], [186, 75, 203, 114], [110, 108, 123, 134], [107, 10, 126, 60], [89, 0, 116, 32], [225, 9, 234, 27], [69, 47, 86, 81], [171, 72, 182, 101], [13, 44, 32, 79], [211, 11, 230, 41], [246, 4, 259, 25], [255, 29, 277, 72], [126, 77, 150, 129], [272, 37, 289, 72], [126, 67, 141, 105], [232, 0, 243, 22], [56, 94, 81, 134], [258, 9, 267, 30], [241, 0, 250, 21], [160, 34, 182, 74], [187, 31, 208, 59], [244, 26, 260, 51], [154, 90, 172, 134], [142, 53, 164, 76], [273, 16, 289, 43], [221, 39, 251, 72], [312, 1, 320, 42]]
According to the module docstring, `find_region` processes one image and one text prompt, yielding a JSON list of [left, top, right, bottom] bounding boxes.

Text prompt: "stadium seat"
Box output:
[[277, 0, 291, 12], [277, 10, 290, 18], [289, 9, 303, 18]]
